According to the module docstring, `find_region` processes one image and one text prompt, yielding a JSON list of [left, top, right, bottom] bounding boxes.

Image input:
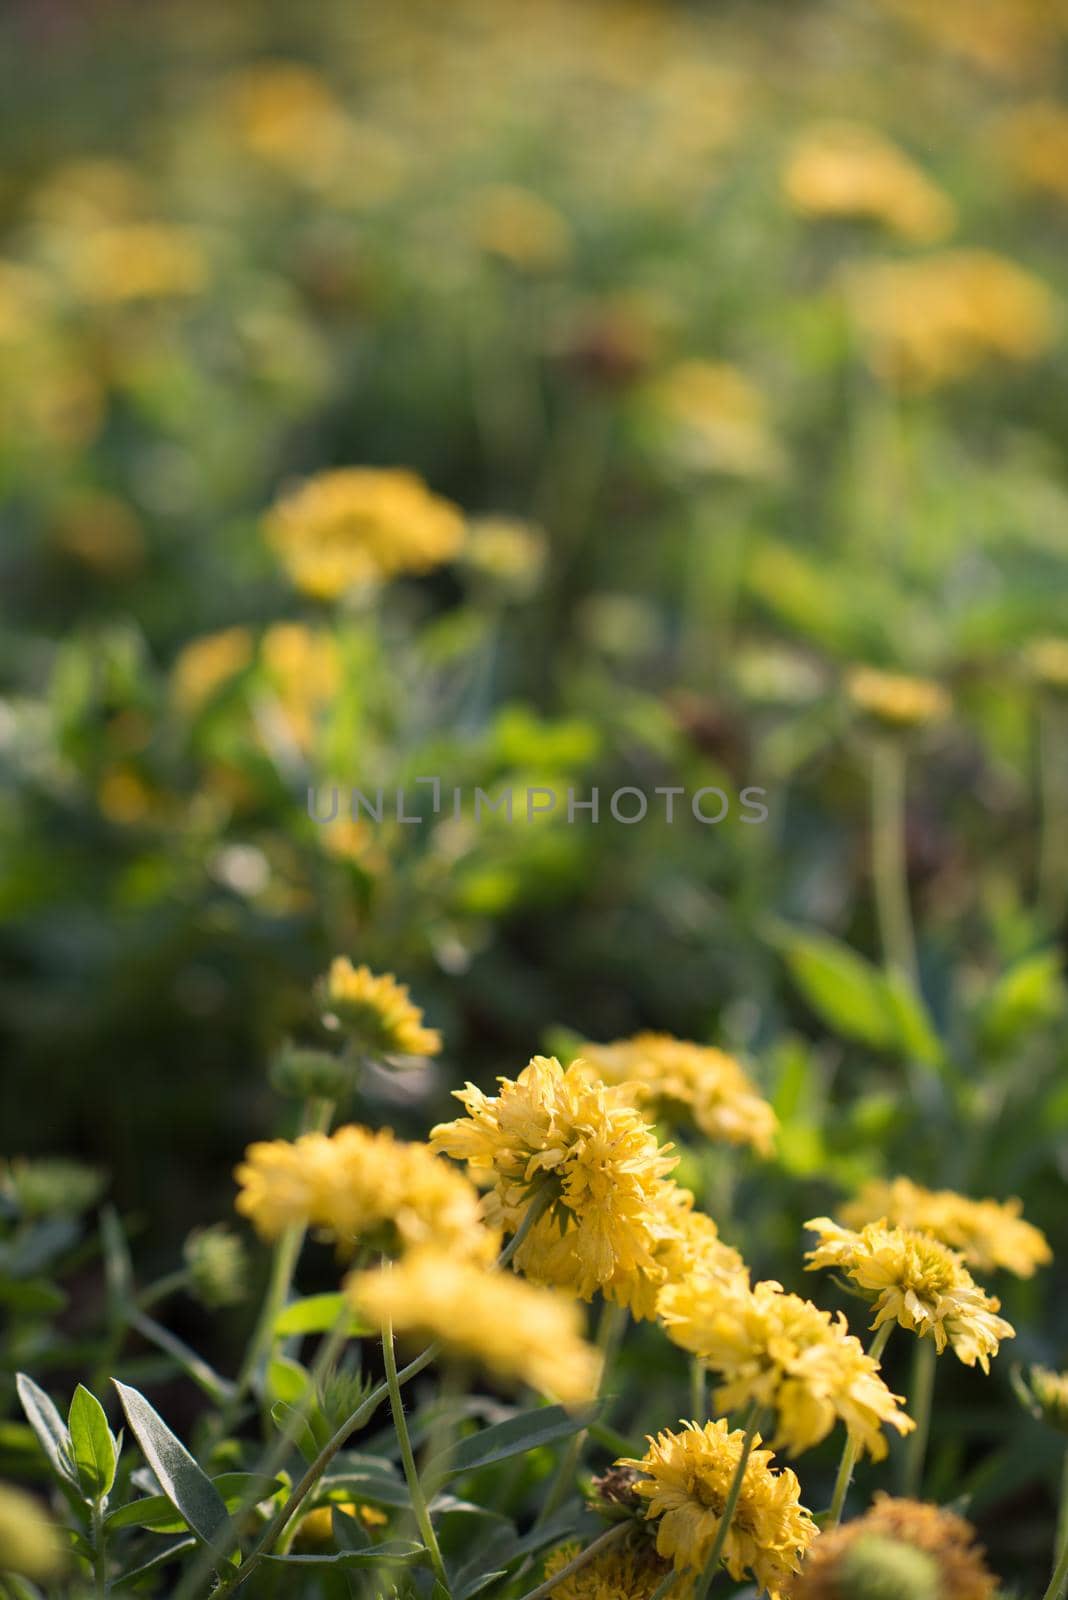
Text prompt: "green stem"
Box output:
[[648, 1570, 678, 1600], [901, 1334, 937, 1499], [537, 1301, 626, 1527], [1038, 698, 1068, 924], [689, 1358, 706, 1423], [870, 736, 918, 989], [827, 1321, 894, 1526], [383, 1312, 452, 1595], [513, 1523, 630, 1600], [135, 1269, 191, 1310], [1044, 1448, 1068, 1600], [693, 1403, 762, 1600], [498, 1184, 556, 1270], [91, 1501, 107, 1597]]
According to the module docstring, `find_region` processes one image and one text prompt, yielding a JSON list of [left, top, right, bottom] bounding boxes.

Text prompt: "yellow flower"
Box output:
[[430, 1055, 677, 1299], [805, 1218, 1014, 1371], [1026, 637, 1068, 695], [259, 623, 341, 752], [221, 62, 352, 185], [542, 1535, 674, 1600], [469, 184, 572, 270], [839, 1176, 1051, 1277], [0, 1483, 65, 1581], [1017, 1365, 1068, 1433], [234, 1126, 495, 1262], [620, 1420, 817, 1597], [783, 121, 955, 241], [845, 249, 1058, 390], [996, 102, 1068, 201], [579, 1034, 777, 1155], [846, 668, 951, 730], [347, 1249, 601, 1404], [515, 1183, 745, 1321], [293, 1501, 387, 1550], [171, 627, 254, 715], [264, 467, 465, 599], [645, 360, 784, 479], [320, 958, 441, 1059], [658, 1276, 913, 1460], [69, 223, 208, 303], [787, 1494, 997, 1600]]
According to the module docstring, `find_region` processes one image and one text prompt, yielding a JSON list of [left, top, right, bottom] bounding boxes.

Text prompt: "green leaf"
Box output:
[[112, 1380, 229, 1549], [317, 1466, 410, 1508], [112, 1538, 198, 1589], [68, 1385, 117, 1501], [884, 970, 945, 1069], [267, 1355, 310, 1407], [776, 926, 898, 1050], [273, 1293, 369, 1338], [979, 950, 1066, 1053], [270, 1401, 319, 1462], [262, 1539, 425, 1569], [106, 1473, 284, 1532], [424, 1404, 599, 1482], [15, 1374, 78, 1489]]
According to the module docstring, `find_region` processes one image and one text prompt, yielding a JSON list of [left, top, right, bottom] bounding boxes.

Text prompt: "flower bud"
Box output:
[[269, 1043, 353, 1101], [183, 1225, 249, 1308], [836, 1535, 940, 1600], [1015, 1364, 1068, 1433], [1, 1158, 105, 1219]]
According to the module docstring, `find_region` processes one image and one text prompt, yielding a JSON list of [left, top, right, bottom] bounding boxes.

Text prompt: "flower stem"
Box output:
[[383, 1311, 452, 1596], [1044, 1449, 1068, 1600], [536, 1301, 626, 1528], [513, 1522, 630, 1600], [901, 1334, 936, 1498], [648, 1569, 678, 1600], [1038, 698, 1068, 924], [827, 1321, 893, 1527], [497, 1184, 556, 1270], [689, 1357, 706, 1422], [692, 1402, 762, 1600], [870, 736, 918, 989]]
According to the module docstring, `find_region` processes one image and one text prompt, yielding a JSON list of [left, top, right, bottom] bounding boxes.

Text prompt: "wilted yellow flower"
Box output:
[[805, 1218, 1015, 1371], [265, 467, 465, 598], [68, 223, 207, 303], [996, 102, 1068, 201], [0, 1483, 65, 1581], [846, 667, 951, 730], [235, 1126, 495, 1262], [171, 627, 254, 715], [542, 1534, 673, 1600], [621, 1420, 817, 1596], [320, 958, 441, 1059], [645, 360, 784, 478], [580, 1034, 777, 1155], [783, 121, 955, 241], [840, 1176, 1051, 1277], [845, 249, 1058, 389], [431, 1055, 677, 1299], [1026, 637, 1068, 695], [348, 1249, 601, 1403], [469, 184, 572, 269], [659, 1276, 913, 1460], [787, 1493, 997, 1600]]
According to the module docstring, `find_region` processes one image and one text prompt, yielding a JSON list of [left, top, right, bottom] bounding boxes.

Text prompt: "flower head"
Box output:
[[542, 1534, 674, 1599], [580, 1034, 777, 1155], [234, 1126, 496, 1262], [170, 627, 254, 715], [1014, 1364, 1068, 1433], [644, 360, 784, 479], [264, 467, 465, 598], [320, 958, 441, 1060], [846, 668, 951, 731], [805, 1217, 1014, 1371], [431, 1055, 677, 1299], [659, 1276, 913, 1460], [620, 1420, 817, 1596], [787, 1494, 997, 1600], [347, 1249, 601, 1404], [839, 1176, 1051, 1278], [783, 121, 954, 241]]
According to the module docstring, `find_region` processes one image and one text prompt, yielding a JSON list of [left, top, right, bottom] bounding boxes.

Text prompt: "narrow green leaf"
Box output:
[[262, 1539, 424, 1568], [273, 1293, 369, 1337], [68, 1384, 117, 1501], [112, 1380, 229, 1548], [425, 1404, 599, 1482], [270, 1401, 318, 1462], [15, 1374, 78, 1489], [884, 971, 945, 1069], [111, 1537, 198, 1589], [106, 1473, 284, 1531]]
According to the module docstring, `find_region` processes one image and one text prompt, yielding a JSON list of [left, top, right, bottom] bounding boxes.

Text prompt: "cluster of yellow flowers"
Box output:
[[264, 466, 466, 598], [580, 1033, 778, 1155], [840, 1175, 1052, 1277]]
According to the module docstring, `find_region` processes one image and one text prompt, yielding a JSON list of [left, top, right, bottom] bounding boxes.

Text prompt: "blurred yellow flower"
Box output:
[[259, 621, 341, 750], [845, 249, 1058, 389], [68, 223, 208, 303], [788, 1493, 997, 1600], [542, 1535, 673, 1600], [783, 121, 955, 241], [171, 627, 254, 715], [52, 491, 144, 576], [0, 1483, 65, 1581], [264, 467, 465, 598], [1018, 1364, 1068, 1433], [659, 1275, 914, 1460], [579, 1034, 777, 1155], [621, 1420, 817, 1595], [840, 1176, 1051, 1277], [235, 1125, 495, 1261], [462, 516, 548, 599], [221, 62, 352, 184], [996, 101, 1068, 200], [876, 0, 1068, 79], [805, 1217, 1015, 1371], [431, 1054, 677, 1299], [320, 957, 441, 1058], [645, 360, 784, 478], [1026, 637, 1068, 694], [846, 667, 951, 730], [293, 1501, 387, 1550], [469, 184, 572, 270], [347, 1249, 602, 1403]]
